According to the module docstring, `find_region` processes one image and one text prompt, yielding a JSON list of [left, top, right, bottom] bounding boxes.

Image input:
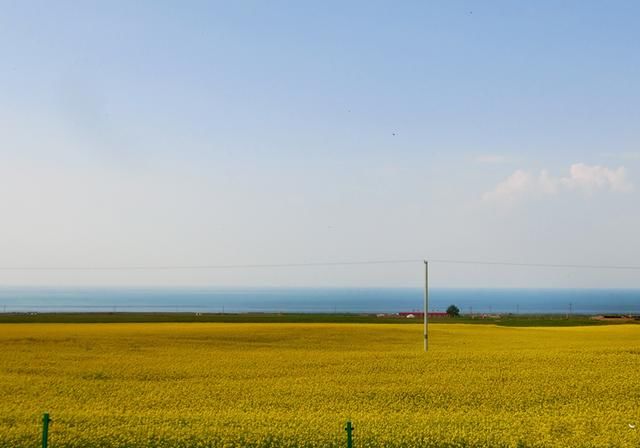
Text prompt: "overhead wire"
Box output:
[[0, 258, 638, 271]]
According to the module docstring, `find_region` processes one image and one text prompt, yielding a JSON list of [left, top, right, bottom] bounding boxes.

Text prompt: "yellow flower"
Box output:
[[0, 323, 638, 447]]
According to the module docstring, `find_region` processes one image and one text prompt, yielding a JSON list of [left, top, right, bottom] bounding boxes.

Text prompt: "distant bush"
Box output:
[[446, 304, 460, 317]]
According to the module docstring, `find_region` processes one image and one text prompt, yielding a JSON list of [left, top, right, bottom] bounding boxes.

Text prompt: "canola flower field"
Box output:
[[0, 322, 639, 448]]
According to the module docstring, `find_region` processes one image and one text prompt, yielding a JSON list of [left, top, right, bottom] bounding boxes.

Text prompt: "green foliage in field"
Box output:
[[0, 312, 636, 326]]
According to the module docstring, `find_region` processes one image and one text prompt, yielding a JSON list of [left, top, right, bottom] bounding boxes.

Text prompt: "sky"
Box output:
[[1, 1, 639, 288]]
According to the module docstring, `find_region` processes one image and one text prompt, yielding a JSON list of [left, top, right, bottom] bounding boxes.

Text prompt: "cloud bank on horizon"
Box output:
[[483, 163, 634, 203]]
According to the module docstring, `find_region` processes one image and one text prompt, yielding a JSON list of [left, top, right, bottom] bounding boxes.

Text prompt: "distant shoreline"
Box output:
[[1, 312, 639, 326]]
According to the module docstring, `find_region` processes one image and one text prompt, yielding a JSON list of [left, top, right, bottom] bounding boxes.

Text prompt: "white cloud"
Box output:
[[560, 163, 632, 192], [482, 163, 633, 203], [481, 170, 533, 202], [474, 154, 506, 164]]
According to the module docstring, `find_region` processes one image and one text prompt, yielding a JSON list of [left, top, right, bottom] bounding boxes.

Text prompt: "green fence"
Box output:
[[38, 414, 356, 448]]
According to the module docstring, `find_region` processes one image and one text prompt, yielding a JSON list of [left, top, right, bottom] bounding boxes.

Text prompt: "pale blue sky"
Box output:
[[1, 1, 639, 287]]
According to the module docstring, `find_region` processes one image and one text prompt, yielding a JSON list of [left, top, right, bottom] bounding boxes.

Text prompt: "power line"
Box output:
[[0, 258, 639, 271], [0, 259, 421, 271], [429, 259, 640, 271]]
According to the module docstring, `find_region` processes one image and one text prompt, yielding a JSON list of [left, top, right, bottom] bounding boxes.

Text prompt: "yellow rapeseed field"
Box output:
[[0, 323, 639, 448]]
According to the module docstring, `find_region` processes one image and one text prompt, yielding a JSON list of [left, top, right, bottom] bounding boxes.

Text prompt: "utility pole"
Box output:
[[424, 260, 429, 352]]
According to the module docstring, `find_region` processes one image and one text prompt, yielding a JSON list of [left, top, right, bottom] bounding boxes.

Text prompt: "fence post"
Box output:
[[344, 420, 354, 448], [42, 413, 50, 448]]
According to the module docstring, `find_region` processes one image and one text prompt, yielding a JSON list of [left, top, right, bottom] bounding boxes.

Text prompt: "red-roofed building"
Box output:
[[399, 312, 449, 318]]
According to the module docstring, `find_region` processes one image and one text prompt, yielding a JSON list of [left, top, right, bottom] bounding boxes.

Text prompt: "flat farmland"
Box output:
[[1, 323, 639, 448]]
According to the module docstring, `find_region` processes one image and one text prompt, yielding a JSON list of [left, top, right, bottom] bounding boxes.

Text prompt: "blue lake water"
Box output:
[[0, 287, 638, 314]]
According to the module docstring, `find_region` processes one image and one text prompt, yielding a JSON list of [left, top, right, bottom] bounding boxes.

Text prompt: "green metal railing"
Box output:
[[344, 420, 354, 448], [39, 414, 357, 447], [41, 413, 50, 448]]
